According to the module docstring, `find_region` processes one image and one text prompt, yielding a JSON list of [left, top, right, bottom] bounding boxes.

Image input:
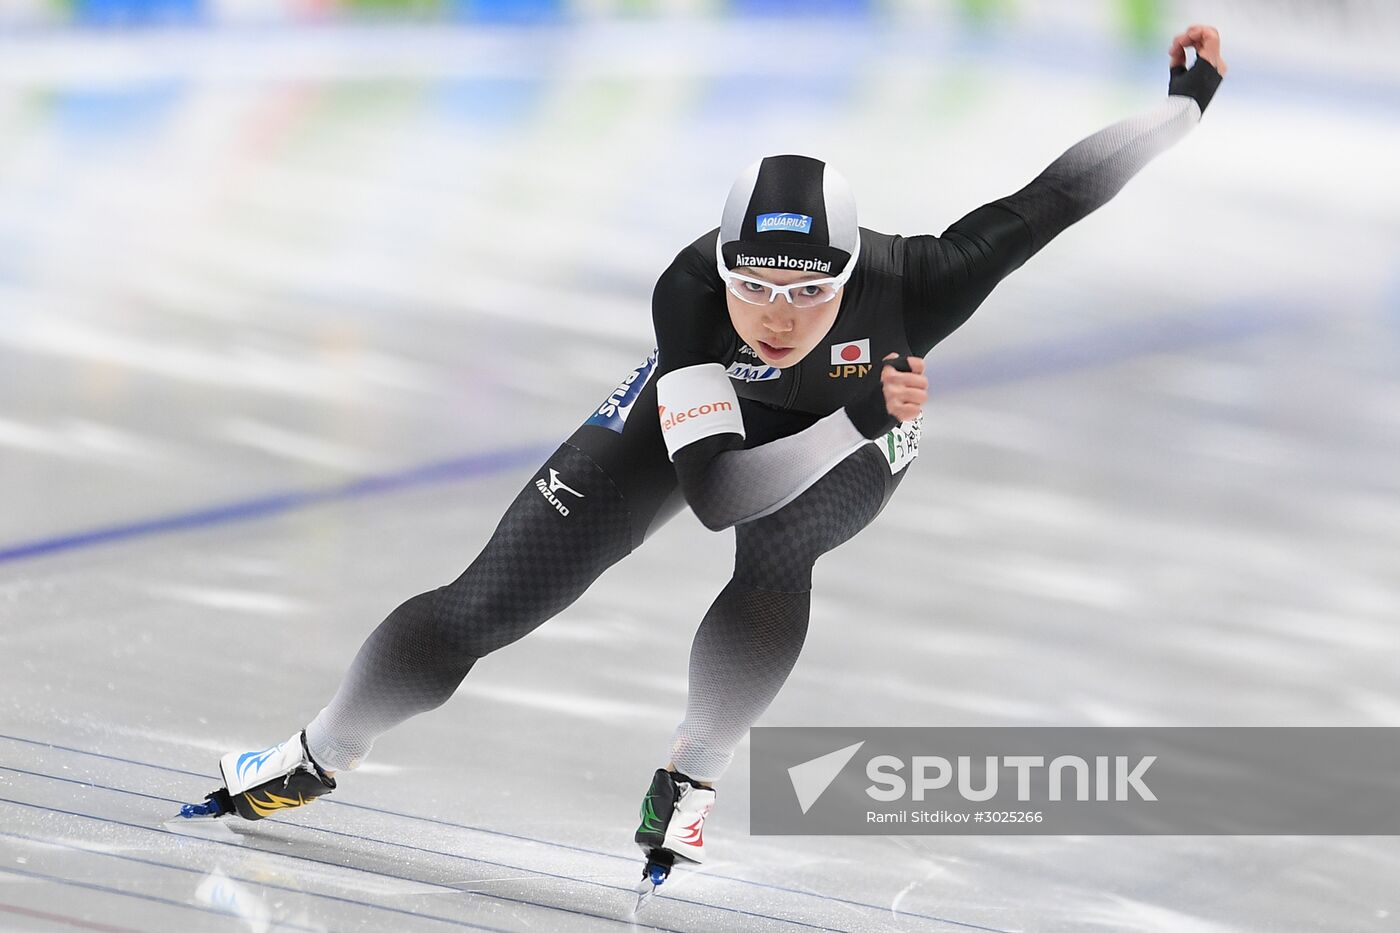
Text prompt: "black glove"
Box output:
[[1169, 57, 1223, 115]]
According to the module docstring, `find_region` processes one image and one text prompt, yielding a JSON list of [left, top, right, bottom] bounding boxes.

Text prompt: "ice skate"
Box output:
[[178, 731, 336, 821], [632, 767, 715, 910]]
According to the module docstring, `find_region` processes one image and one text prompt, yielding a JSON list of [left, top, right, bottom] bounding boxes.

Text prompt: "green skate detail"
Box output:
[[637, 792, 666, 837]]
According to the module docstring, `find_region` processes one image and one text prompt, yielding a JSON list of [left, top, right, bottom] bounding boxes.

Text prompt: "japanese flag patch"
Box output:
[[830, 339, 870, 366]]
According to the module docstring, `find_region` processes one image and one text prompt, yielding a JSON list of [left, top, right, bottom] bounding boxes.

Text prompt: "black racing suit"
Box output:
[[300, 62, 1222, 783]]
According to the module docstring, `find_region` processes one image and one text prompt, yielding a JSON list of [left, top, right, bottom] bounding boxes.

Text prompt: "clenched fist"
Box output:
[[1170, 24, 1226, 76], [881, 353, 928, 423]]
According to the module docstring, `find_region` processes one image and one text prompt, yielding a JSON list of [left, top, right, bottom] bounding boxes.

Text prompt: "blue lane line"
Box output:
[[0, 442, 554, 565], [0, 776, 885, 933], [0, 732, 1013, 933], [0, 823, 517, 933], [0, 864, 336, 933], [0, 794, 710, 933], [2, 731, 659, 867], [0, 299, 1314, 568], [0, 767, 700, 931]]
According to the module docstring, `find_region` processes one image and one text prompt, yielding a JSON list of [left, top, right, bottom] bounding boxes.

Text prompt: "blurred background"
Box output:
[[2, 1, 1399, 931], [1, 0, 1398, 544]]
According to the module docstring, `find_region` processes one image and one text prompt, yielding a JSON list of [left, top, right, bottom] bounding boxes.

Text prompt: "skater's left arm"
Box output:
[[903, 24, 1226, 354], [658, 357, 926, 531], [651, 241, 845, 531]]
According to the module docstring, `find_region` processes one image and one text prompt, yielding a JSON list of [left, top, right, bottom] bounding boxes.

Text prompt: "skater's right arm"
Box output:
[[652, 247, 927, 531]]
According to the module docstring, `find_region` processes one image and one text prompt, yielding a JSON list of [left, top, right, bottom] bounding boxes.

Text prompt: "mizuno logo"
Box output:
[[536, 469, 584, 516], [545, 469, 583, 497]]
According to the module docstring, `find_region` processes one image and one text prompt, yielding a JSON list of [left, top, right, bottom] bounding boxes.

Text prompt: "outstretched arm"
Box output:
[[999, 25, 1225, 253], [904, 25, 1227, 354]]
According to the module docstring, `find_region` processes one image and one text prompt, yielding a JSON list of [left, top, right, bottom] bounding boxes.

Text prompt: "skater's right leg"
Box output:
[[304, 440, 652, 773], [190, 440, 641, 820], [298, 363, 680, 775], [195, 359, 680, 820]]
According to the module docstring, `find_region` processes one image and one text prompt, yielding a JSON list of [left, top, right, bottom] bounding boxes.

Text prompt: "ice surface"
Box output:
[[2, 14, 1399, 933]]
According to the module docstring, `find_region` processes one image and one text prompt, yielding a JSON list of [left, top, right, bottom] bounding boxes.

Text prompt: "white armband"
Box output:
[[875, 413, 922, 475], [656, 363, 746, 460]]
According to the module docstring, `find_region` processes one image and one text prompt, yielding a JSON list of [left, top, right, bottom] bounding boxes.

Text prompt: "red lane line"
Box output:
[[0, 902, 144, 933]]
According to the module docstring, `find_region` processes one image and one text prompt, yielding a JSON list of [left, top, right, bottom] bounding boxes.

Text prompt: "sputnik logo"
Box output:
[[788, 741, 865, 814]]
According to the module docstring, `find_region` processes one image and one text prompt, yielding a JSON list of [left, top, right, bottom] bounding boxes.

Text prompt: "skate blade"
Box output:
[[162, 816, 241, 841], [177, 799, 223, 819], [632, 863, 669, 913], [175, 788, 235, 821], [633, 877, 657, 912]]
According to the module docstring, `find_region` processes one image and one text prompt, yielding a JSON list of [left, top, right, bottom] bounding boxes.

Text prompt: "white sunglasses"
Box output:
[[714, 234, 861, 309]]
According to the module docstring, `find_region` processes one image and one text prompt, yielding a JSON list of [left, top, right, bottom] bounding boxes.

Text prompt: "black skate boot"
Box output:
[[633, 767, 715, 909], [178, 731, 335, 821]]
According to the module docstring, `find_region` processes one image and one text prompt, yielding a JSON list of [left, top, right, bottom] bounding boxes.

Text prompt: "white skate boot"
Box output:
[[178, 731, 336, 821], [633, 767, 716, 908]]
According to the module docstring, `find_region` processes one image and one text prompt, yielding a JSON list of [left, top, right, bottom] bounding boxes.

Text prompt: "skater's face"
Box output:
[[723, 266, 844, 368]]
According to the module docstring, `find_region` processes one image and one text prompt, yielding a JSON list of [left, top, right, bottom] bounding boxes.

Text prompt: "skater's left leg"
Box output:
[[637, 443, 905, 874], [634, 580, 813, 870], [667, 442, 905, 785]]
